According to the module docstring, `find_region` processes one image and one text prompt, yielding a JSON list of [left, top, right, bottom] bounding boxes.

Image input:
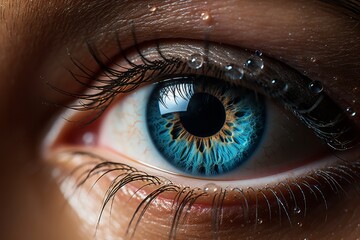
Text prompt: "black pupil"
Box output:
[[180, 93, 226, 137]]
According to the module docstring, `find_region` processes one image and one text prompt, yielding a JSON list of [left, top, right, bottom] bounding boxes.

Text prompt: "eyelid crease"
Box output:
[[55, 38, 359, 151]]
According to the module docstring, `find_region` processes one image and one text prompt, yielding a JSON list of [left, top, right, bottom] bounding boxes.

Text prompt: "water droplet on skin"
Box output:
[[255, 50, 263, 57], [83, 132, 95, 145], [310, 57, 317, 63], [51, 168, 61, 178], [346, 107, 357, 117], [308, 81, 323, 94], [294, 206, 301, 214], [244, 56, 264, 76], [201, 12, 210, 21], [187, 53, 204, 69], [288, 32, 292, 36], [276, 80, 288, 92], [224, 64, 244, 80], [270, 79, 288, 92], [257, 218, 263, 224], [148, 4, 157, 12], [204, 183, 220, 193]]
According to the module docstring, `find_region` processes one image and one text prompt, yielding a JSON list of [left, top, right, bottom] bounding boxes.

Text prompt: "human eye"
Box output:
[[40, 1, 360, 240]]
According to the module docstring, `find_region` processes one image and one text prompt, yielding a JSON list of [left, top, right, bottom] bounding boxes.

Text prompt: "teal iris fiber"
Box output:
[[146, 76, 266, 176]]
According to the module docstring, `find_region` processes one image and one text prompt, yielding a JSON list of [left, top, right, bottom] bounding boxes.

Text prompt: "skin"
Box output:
[[0, 0, 359, 239]]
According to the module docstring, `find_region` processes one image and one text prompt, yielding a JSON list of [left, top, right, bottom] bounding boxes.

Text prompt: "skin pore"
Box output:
[[0, 0, 359, 239]]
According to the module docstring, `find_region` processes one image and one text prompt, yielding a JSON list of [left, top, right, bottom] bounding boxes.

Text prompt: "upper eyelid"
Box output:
[[58, 39, 359, 151], [34, 2, 360, 120]]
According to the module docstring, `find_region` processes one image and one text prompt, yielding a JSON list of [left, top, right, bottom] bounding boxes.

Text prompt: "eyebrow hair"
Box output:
[[322, 0, 360, 18]]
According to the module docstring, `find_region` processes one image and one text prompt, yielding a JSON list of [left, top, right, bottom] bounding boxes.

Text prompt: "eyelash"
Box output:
[[71, 151, 360, 238], [53, 35, 360, 238], [54, 36, 359, 150]]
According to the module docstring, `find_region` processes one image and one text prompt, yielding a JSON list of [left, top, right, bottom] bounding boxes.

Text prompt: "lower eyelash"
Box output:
[[65, 151, 360, 239]]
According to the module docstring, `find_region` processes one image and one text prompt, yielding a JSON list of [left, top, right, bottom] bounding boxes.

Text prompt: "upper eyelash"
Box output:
[[51, 35, 359, 150], [49, 44, 183, 122]]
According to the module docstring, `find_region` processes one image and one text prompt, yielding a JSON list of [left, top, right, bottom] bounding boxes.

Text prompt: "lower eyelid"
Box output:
[[50, 145, 356, 189], [48, 148, 360, 240]]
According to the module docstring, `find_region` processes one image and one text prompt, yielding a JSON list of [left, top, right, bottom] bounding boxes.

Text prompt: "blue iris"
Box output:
[[146, 76, 266, 176]]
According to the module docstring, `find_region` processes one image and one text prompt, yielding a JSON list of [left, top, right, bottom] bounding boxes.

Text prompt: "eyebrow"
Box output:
[[321, 0, 360, 18]]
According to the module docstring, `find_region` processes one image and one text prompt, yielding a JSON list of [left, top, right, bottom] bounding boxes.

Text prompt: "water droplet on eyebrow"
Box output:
[[257, 218, 263, 224], [310, 57, 317, 63], [201, 12, 211, 21], [308, 81, 323, 94], [187, 53, 204, 69], [297, 222, 303, 227], [346, 107, 357, 117], [148, 4, 157, 12], [204, 183, 220, 193], [244, 55, 264, 76], [224, 64, 244, 80]]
